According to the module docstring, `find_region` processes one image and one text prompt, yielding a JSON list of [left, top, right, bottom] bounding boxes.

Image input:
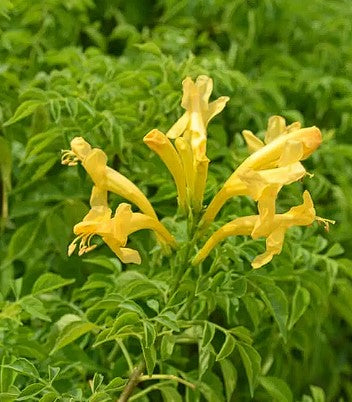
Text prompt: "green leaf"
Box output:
[[160, 386, 182, 402], [25, 129, 61, 159], [17, 383, 45, 400], [6, 221, 41, 261], [232, 277, 247, 297], [32, 273, 75, 295], [216, 333, 236, 361], [142, 344, 156, 376], [154, 311, 179, 332], [219, 359, 237, 402], [20, 296, 51, 322], [288, 285, 310, 330], [91, 373, 104, 392], [134, 42, 162, 56], [325, 243, 344, 257], [310, 385, 326, 402], [38, 393, 57, 402], [259, 376, 293, 402], [199, 344, 212, 380], [112, 312, 140, 334], [5, 358, 39, 378], [237, 342, 261, 397], [143, 320, 156, 347], [257, 281, 288, 340], [201, 322, 216, 349], [161, 334, 175, 361], [83, 256, 122, 272], [3, 100, 46, 126], [51, 321, 97, 354], [104, 377, 126, 391]]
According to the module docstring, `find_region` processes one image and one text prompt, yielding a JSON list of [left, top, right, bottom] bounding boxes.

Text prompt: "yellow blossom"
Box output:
[[201, 118, 322, 226], [62, 137, 158, 220], [167, 75, 229, 159], [162, 75, 229, 213], [193, 191, 329, 269], [68, 186, 177, 264], [143, 129, 187, 211]]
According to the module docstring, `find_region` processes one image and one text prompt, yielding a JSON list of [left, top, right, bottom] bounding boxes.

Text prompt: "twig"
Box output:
[[117, 362, 145, 402], [138, 374, 196, 390]]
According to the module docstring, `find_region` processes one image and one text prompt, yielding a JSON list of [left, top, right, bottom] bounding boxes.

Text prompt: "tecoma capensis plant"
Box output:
[[62, 75, 333, 400]]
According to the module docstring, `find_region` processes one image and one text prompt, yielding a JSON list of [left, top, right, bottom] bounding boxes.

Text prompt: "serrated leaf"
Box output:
[[32, 273, 75, 295], [237, 342, 261, 397], [216, 333, 236, 361], [259, 376, 293, 402], [3, 100, 46, 126]]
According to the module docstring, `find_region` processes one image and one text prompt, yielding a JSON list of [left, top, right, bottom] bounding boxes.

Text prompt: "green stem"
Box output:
[[138, 374, 195, 389], [117, 339, 134, 374]]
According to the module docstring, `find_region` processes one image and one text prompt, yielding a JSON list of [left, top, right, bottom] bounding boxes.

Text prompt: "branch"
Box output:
[[117, 362, 145, 402], [138, 374, 196, 390]]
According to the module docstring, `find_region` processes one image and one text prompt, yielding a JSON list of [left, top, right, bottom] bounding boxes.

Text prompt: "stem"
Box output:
[[117, 362, 145, 402], [128, 381, 173, 401], [117, 339, 134, 374], [138, 374, 196, 390]]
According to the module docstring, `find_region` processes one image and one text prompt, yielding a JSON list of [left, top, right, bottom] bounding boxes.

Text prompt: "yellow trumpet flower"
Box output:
[[143, 129, 187, 211], [194, 191, 329, 269], [201, 118, 322, 226], [62, 137, 158, 220], [68, 186, 177, 264], [162, 75, 229, 213], [167, 75, 229, 159]]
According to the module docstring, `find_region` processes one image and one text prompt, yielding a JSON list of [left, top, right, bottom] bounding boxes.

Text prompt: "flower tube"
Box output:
[[194, 191, 327, 269], [201, 118, 322, 226], [143, 129, 187, 211], [62, 137, 158, 220]]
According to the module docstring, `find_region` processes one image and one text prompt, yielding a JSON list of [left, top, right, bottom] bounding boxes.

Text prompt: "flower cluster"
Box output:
[[62, 75, 332, 268]]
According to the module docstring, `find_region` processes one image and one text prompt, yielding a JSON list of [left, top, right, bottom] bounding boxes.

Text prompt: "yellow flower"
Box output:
[[201, 117, 322, 226], [69, 186, 177, 264], [160, 75, 229, 213], [62, 137, 158, 220], [143, 129, 187, 211], [194, 191, 329, 269], [167, 75, 229, 159]]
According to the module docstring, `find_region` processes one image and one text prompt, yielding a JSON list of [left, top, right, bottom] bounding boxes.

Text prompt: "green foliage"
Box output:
[[1, 0, 352, 400]]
